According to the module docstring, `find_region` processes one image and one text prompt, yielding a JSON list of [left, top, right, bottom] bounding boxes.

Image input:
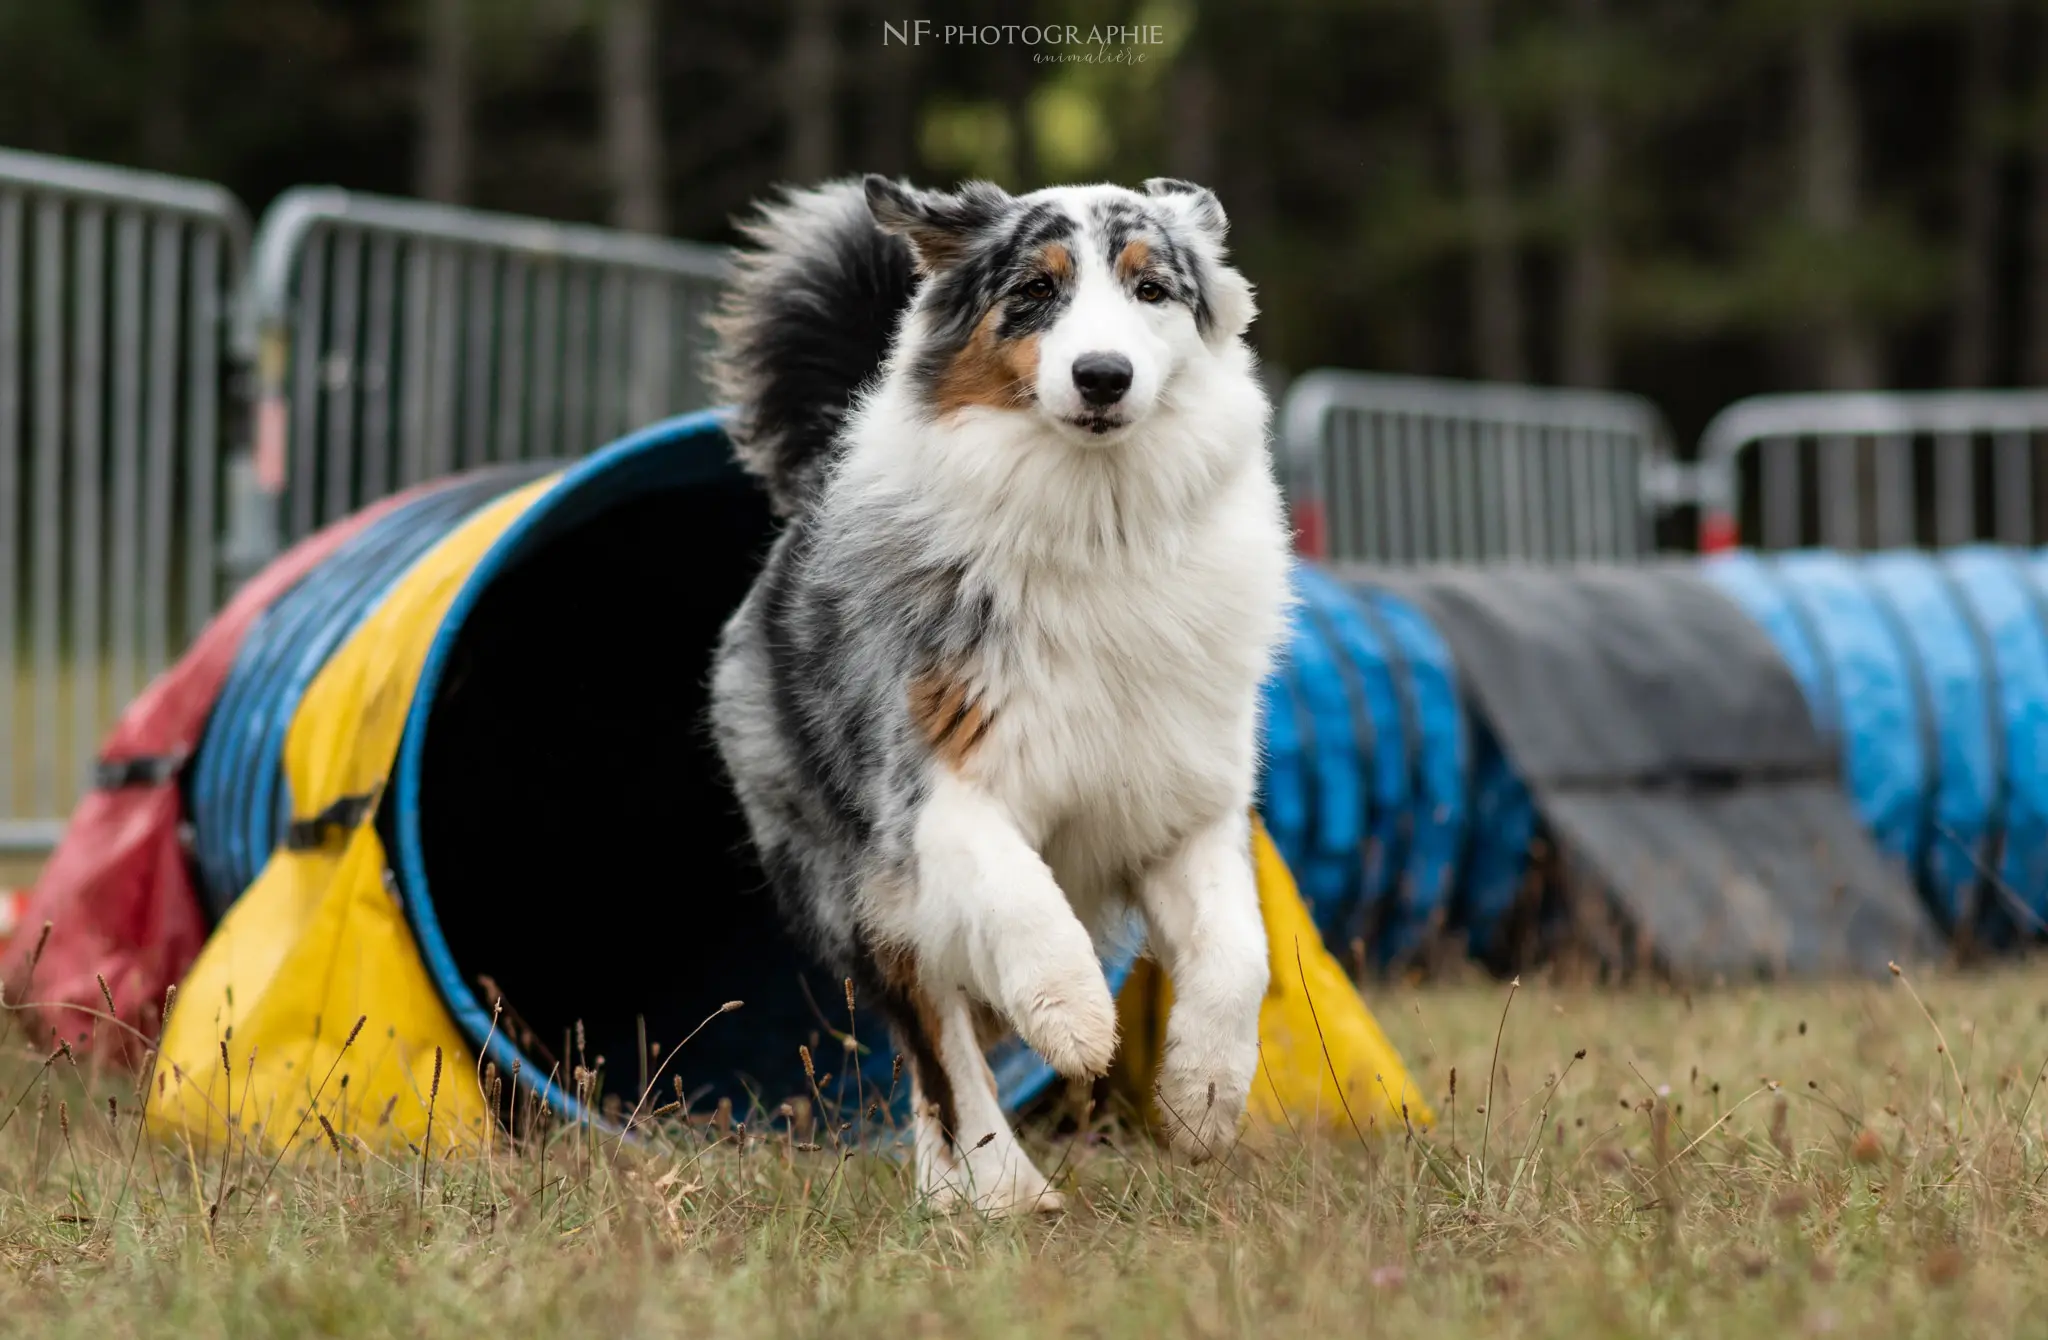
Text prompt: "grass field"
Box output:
[[0, 960, 2043, 1338]]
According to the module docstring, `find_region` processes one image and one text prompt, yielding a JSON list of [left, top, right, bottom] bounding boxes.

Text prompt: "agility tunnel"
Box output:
[[3, 410, 1429, 1158], [1261, 561, 1942, 979], [1257, 547, 2048, 977]]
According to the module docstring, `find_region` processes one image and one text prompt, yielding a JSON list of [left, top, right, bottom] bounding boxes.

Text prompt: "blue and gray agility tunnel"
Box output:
[[1261, 548, 2048, 975], [1263, 562, 1945, 978]]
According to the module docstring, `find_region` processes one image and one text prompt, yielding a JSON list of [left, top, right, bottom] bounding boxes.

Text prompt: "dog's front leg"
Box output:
[[1137, 810, 1269, 1160], [897, 770, 1119, 1082], [893, 983, 1063, 1216]]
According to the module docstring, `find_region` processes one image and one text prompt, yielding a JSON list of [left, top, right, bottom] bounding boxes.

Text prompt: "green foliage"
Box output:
[[0, 0, 2037, 426]]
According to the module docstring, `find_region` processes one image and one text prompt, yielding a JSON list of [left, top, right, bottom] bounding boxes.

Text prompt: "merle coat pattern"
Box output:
[[707, 174, 1292, 1214]]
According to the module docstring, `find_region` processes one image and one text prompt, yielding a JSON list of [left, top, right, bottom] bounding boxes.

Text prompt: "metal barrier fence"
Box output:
[[234, 189, 730, 567], [3, 160, 736, 857], [1279, 369, 1683, 564], [1696, 391, 2048, 552], [0, 148, 248, 855], [21, 148, 2048, 861]]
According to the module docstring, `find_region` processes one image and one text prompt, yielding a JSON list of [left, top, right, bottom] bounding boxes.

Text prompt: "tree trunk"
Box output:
[[139, 0, 190, 172], [1949, 0, 2005, 387], [2027, 6, 2048, 383], [1797, 5, 1878, 389], [601, 0, 665, 233], [1443, 0, 1525, 383], [861, 0, 916, 177], [1558, 0, 1611, 387], [415, 0, 471, 205], [1168, 58, 1219, 188], [784, 0, 837, 182]]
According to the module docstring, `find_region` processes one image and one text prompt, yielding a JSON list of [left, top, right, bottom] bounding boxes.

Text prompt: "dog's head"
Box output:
[[865, 175, 1256, 443]]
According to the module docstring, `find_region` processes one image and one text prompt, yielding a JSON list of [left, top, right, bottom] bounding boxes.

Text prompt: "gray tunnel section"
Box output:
[[1349, 563, 1944, 979]]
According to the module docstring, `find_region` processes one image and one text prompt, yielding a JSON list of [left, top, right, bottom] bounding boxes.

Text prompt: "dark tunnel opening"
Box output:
[[401, 474, 858, 1117]]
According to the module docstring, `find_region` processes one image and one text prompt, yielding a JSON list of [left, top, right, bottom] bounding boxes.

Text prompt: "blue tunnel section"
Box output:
[[1701, 547, 2048, 943], [1259, 566, 1492, 970]]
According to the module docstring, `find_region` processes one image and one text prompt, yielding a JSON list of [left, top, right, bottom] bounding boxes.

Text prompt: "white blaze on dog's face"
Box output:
[[864, 175, 1256, 443]]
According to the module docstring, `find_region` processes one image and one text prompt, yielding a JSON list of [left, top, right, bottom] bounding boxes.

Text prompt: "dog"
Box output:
[[705, 174, 1292, 1214]]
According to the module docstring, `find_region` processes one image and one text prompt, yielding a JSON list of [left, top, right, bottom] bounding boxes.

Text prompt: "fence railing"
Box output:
[[1695, 391, 2048, 552], [232, 188, 730, 569], [0, 148, 248, 855], [1279, 369, 1683, 565]]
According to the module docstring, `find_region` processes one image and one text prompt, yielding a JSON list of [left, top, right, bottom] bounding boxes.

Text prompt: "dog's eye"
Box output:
[[1021, 275, 1056, 300], [1135, 279, 1168, 304]]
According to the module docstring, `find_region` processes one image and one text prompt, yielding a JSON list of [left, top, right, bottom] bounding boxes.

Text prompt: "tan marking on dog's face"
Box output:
[[908, 671, 994, 768], [1115, 238, 1152, 283], [1042, 242, 1074, 282], [933, 309, 1040, 416]]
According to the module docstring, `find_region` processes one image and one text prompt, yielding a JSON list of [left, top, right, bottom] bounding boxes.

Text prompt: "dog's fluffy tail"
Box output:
[[708, 179, 918, 517]]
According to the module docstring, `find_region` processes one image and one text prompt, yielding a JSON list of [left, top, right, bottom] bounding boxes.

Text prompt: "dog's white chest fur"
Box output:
[[836, 346, 1293, 935], [969, 459, 1290, 926]]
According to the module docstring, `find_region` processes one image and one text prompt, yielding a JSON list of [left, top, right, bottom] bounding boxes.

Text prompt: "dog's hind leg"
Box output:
[[1135, 810, 1269, 1161], [895, 770, 1118, 1082]]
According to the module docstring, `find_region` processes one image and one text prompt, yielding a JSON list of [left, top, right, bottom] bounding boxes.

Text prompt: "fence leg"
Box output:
[[220, 447, 282, 590]]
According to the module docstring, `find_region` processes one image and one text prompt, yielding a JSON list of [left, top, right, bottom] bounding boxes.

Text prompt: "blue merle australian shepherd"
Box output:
[[706, 175, 1292, 1214]]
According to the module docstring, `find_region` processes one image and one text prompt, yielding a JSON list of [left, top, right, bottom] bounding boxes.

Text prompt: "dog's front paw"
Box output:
[[1155, 1042, 1256, 1162], [983, 897, 1120, 1080], [1011, 963, 1119, 1081]]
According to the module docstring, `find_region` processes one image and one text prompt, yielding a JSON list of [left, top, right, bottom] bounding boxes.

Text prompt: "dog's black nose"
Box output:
[[1072, 352, 1134, 407]]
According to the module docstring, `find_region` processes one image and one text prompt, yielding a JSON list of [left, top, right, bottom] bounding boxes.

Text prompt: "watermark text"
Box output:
[[882, 20, 1166, 48]]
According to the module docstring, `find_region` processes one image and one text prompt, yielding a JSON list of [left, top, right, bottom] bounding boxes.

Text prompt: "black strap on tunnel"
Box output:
[[284, 790, 380, 851], [1855, 565, 1943, 913], [1346, 586, 1422, 958], [1299, 590, 1378, 913], [94, 752, 187, 790], [1930, 557, 2007, 941]]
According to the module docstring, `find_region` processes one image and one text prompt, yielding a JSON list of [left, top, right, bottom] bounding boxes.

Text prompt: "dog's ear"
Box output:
[[1143, 177, 1229, 243], [865, 176, 1008, 273], [1145, 179, 1252, 342], [1202, 266, 1258, 345]]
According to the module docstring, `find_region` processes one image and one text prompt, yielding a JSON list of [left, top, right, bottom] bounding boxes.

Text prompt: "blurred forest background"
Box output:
[[1, 0, 2045, 440]]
